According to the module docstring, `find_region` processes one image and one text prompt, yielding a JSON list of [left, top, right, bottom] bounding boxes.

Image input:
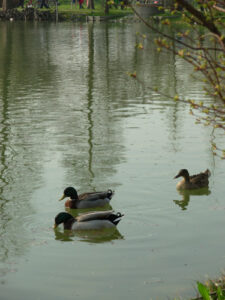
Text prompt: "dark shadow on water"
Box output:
[[173, 188, 211, 210], [54, 227, 124, 244]]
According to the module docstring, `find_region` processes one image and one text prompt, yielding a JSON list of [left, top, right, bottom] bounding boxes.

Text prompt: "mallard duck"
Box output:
[[59, 187, 114, 209], [174, 169, 211, 190], [54, 210, 124, 230]]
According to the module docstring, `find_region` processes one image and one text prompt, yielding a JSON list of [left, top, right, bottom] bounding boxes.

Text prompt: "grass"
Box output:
[[54, 4, 132, 16], [193, 278, 225, 300], [7, 0, 133, 18], [0, 0, 133, 19], [175, 276, 225, 300], [55, 5, 133, 20]]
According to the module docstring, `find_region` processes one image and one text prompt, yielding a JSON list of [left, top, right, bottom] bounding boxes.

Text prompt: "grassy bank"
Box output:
[[48, 4, 132, 18], [0, 0, 133, 18], [0, 2, 133, 21]]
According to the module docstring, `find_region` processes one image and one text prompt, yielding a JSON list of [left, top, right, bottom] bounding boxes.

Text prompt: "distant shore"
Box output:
[[0, 6, 133, 21]]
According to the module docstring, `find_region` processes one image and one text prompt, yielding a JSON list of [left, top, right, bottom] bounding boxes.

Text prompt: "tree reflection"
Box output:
[[58, 23, 127, 191], [0, 22, 52, 279], [86, 23, 95, 182]]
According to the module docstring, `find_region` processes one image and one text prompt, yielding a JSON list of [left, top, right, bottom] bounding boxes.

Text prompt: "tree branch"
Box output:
[[175, 0, 223, 43], [213, 5, 225, 13]]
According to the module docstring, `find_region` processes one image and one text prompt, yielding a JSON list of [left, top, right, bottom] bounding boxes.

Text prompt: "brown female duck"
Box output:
[[174, 169, 211, 190]]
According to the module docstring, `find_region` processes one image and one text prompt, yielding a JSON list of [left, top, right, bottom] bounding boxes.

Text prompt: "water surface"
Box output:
[[0, 21, 224, 300]]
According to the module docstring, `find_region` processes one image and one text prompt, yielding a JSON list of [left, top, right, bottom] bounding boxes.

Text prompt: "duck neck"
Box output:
[[64, 218, 75, 230], [67, 198, 78, 209], [183, 174, 190, 182], [70, 190, 79, 201]]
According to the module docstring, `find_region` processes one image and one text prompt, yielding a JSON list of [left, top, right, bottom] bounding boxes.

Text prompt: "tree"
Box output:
[[130, 0, 225, 157], [87, 0, 95, 9], [2, 0, 17, 10]]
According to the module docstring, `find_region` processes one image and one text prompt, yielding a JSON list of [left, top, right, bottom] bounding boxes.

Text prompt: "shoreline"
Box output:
[[0, 7, 133, 21]]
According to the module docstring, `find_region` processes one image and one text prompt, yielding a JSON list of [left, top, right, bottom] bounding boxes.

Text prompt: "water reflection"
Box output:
[[54, 227, 123, 243], [86, 23, 95, 181], [0, 21, 223, 300], [173, 188, 211, 210], [0, 22, 131, 278], [44, 23, 128, 190], [0, 22, 12, 192], [0, 22, 50, 279]]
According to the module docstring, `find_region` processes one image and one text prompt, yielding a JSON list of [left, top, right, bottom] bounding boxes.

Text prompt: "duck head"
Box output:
[[59, 187, 78, 201], [174, 169, 190, 180], [54, 212, 74, 228]]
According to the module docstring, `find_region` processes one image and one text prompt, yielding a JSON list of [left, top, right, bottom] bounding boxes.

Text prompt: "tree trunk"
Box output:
[[87, 0, 94, 9], [2, 0, 17, 10], [104, 0, 109, 14]]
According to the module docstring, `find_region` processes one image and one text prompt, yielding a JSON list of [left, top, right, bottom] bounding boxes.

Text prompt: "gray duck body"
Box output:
[[59, 187, 114, 209], [54, 210, 123, 230]]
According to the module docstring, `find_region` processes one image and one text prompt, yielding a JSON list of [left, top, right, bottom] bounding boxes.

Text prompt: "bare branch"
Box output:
[[213, 5, 225, 13]]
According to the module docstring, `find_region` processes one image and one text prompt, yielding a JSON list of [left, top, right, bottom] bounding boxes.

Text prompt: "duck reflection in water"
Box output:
[[54, 226, 124, 243], [173, 188, 211, 210]]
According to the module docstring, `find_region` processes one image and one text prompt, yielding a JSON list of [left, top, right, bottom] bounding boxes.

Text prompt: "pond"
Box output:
[[0, 21, 224, 300]]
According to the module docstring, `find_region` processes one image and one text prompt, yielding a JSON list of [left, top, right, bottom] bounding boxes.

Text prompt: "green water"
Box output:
[[0, 21, 224, 300]]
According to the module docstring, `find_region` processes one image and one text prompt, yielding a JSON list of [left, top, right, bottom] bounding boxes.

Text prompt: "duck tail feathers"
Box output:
[[109, 212, 124, 225], [205, 169, 211, 177], [107, 189, 115, 199]]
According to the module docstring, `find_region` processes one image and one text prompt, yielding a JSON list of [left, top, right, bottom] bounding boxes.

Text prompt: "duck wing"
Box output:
[[76, 210, 114, 222], [78, 190, 114, 201], [190, 169, 210, 186]]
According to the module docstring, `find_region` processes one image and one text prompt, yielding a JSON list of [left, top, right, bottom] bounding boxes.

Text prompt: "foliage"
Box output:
[[2, 0, 17, 9], [191, 280, 225, 300], [3, 0, 132, 17], [197, 282, 213, 300], [1, 0, 129, 12], [130, 0, 225, 158]]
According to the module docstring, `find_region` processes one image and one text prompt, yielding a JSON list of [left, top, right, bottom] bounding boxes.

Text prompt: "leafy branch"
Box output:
[[129, 0, 225, 156]]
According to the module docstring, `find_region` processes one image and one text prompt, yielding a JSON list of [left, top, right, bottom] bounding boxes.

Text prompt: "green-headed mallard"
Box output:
[[174, 169, 211, 190], [59, 187, 114, 209], [54, 210, 123, 230]]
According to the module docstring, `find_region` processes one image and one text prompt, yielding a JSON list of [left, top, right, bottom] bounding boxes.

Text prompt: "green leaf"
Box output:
[[197, 282, 212, 300], [174, 95, 179, 101], [217, 286, 224, 300], [136, 43, 143, 49], [202, 108, 209, 114]]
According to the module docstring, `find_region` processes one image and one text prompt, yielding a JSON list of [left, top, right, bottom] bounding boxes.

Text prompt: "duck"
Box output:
[[59, 187, 114, 209], [54, 210, 124, 230], [174, 169, 211, 190]]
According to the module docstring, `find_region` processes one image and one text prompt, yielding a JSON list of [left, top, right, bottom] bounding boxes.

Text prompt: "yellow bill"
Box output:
[[59, 194, 65, 201]]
